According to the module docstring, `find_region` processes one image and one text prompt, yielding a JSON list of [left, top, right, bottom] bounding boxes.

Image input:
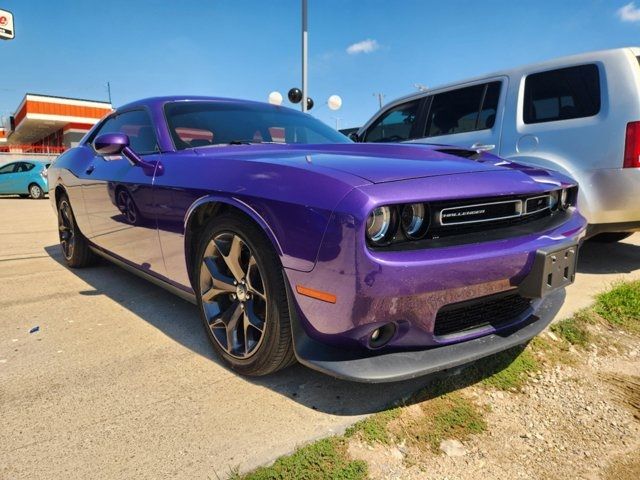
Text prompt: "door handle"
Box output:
[[85, 164, 95, 175], [470, 143, 495, 152]]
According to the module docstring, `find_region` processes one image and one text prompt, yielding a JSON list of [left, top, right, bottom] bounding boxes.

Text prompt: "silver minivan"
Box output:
[[356, 47, 640, 241]]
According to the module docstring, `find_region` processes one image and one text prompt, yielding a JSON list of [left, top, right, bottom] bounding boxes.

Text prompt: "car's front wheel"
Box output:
[[194, 213, 295, 376], [29, 183, 45, 199], [57, 194, 95, 268]]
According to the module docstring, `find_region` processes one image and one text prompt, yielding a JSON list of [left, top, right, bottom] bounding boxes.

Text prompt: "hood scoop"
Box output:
[[436, 148, 482, 161]]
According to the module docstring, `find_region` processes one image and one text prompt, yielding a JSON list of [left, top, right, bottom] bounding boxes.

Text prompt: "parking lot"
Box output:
[[1, 197, 639, 479]]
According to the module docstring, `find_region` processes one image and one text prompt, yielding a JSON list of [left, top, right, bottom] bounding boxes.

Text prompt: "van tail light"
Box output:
[[623, 121, 640, 168]]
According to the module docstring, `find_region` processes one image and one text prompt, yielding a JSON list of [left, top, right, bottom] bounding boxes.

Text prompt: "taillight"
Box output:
[[623, 121, 640, 168]]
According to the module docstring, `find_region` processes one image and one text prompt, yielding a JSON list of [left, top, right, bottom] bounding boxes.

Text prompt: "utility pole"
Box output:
[[106, 82, 112, 105], [301, 0, 308, 113], [332, 117, 341, 130], [373, 92, 385, 109]]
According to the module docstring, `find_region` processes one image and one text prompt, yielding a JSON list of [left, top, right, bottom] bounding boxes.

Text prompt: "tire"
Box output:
[[29, 183, 45, 199], [57, 194, 95, 268], [590, 232, 634, 243], [194, 213, 295, 376]]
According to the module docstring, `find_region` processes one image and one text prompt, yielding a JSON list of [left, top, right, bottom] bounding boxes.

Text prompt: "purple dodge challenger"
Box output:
[[49, 97, 586, 382]]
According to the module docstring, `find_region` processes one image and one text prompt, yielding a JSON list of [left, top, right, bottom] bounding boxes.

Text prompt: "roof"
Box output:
[[23, 92, 111, 105], [386, 46, 640, 108], [117, 95, 276, 111]]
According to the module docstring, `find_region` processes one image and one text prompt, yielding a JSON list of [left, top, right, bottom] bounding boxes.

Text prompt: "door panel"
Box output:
[[0, 163, 18, 193], [79, 107, 166, 275], [81, 153, 165, 275]]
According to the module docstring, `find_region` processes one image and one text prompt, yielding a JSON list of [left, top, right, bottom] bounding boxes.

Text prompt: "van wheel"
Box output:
[[590, 232, 634, 243]]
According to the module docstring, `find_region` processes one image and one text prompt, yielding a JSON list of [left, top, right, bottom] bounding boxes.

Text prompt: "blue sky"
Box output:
[[1, 0, 640, 129]]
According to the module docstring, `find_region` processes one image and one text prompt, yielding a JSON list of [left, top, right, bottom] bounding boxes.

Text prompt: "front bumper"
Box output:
[[288, 286, 565, 383]]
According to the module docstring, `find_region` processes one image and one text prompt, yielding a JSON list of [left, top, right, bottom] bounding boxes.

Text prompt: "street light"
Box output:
[[301, 0, 308, 112]]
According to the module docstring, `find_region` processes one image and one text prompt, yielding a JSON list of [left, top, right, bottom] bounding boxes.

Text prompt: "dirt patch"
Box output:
[[603, 372, 640, 421], [347, 328, 640, 480]]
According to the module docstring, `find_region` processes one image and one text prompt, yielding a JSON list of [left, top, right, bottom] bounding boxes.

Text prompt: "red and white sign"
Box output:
[[0, 8, 14, 40]]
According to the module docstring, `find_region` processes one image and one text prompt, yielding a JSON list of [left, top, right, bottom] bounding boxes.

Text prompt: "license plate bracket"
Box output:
[[519, 243, 578, 298]]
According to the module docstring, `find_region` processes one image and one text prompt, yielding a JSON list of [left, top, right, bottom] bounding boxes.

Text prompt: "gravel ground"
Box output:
[[348, 329, 640, 480]]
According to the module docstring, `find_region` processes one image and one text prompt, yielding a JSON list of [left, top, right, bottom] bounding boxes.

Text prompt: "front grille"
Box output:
[[434, 292, 532, 337], [428, 194, 554, 239]]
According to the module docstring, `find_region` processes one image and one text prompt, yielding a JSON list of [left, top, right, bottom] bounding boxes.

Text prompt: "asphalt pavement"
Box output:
[[1, 197, 639, 479]]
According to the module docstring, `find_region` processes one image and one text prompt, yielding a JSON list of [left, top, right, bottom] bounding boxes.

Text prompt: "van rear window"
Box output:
[[523, 64, 600, 124]]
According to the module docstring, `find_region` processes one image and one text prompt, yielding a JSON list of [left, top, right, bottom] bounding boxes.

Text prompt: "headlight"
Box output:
[[366, 206, 393, 244], [549, 191, 559, 211], [400, 203, 429, 239], [560, 189, 569, 210]]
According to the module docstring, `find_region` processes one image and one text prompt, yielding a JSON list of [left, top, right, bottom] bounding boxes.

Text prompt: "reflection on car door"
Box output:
[[409, 79, 505, 152], [80, 109, 166, 276]]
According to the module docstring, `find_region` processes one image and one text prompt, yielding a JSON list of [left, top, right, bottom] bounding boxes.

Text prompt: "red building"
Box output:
[[1, 93, 112, 154]]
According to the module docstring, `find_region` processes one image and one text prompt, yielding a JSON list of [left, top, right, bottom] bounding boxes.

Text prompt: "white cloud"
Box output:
[[618, 2, 640, 22], [346, 39, 380, 55]]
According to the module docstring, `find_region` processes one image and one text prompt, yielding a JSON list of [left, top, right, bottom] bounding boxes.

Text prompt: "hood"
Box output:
[[193, 143, 553, 184]]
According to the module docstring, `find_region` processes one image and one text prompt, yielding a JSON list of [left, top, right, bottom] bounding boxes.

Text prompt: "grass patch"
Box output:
[[529, 336, 575, 366], [344, 408, 401, 445], [551, 316, 591, 347], [594, 280, 640, 334], [236, 437, 367, 480], [481, 348, 539, 391], [395, 393, 486, 452]]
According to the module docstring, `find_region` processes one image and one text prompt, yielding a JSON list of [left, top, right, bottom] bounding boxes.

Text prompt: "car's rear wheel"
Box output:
[[57, 194, 95, 268], [194, 213, 295, 376], [29, 183, 45, 199], [590, 232, 634, 243]]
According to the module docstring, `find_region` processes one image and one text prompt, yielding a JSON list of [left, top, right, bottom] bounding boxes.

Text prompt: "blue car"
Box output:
[[0, 160, 50, 199]]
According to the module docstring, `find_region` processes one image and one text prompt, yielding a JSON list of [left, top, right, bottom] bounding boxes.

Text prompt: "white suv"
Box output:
[[356, 47, 640, 241]]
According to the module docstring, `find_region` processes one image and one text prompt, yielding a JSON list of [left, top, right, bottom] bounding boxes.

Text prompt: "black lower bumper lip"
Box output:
[[288, 287, 565, 384]]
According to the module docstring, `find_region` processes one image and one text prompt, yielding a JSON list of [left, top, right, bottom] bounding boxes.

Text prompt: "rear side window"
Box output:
[[523, 64, 600, 124], [425, 81, 501, 137], [92, 110, 158, 154], [364, 100, 421, 142], [17, 162, 35, 172]]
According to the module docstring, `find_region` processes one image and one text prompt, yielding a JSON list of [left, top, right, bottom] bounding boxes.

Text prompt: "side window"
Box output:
[[364, 100, 421, 142], [17, 162, 35, 172], [426, 84, 487, 137], [92, 110, 158, 154], [477, 82, 501, 130], [523, 64, 600, 124], [0, 163, 16, 174]]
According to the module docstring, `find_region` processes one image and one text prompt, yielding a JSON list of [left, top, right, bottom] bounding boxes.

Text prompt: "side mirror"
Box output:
[[94, 132, 146, 167], [94, 133, 129, 155], [348, 132, 360, 142]]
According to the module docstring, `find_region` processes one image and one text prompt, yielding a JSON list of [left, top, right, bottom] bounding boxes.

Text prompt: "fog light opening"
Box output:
[[368, 323, 396, 349]]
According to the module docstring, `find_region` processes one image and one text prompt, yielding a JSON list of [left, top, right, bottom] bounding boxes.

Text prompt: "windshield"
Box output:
[[164, 101, 351, 149]]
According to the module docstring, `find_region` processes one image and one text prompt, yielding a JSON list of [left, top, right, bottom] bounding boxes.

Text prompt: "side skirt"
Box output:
[[89, 246, 197, 305]]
